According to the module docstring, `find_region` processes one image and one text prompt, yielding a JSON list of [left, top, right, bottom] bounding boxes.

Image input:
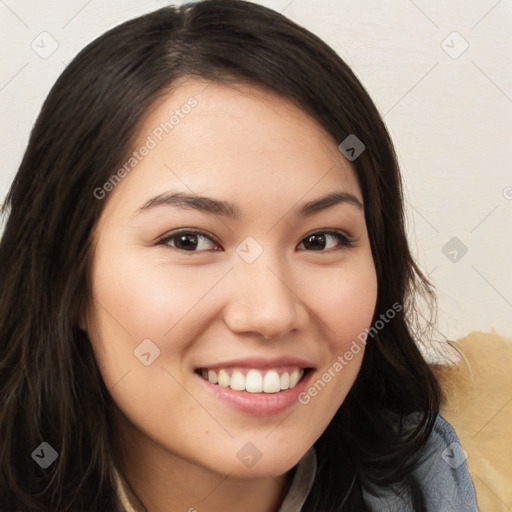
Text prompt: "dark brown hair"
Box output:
[[0, 1, 441, 510]]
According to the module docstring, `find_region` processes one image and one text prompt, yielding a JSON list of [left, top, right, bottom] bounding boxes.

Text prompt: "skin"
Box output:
[[82, 77, 378, 512]]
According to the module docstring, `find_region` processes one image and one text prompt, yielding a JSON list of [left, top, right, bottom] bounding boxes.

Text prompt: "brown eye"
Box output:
[[158, 230, 219, 252], [298, 231, 352, 251]]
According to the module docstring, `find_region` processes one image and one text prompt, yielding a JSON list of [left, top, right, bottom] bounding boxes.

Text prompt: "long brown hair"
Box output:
[[0, 1, 441, 510]]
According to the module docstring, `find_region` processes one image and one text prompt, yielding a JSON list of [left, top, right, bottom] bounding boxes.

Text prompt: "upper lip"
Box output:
[[195, 356, 316, 370]]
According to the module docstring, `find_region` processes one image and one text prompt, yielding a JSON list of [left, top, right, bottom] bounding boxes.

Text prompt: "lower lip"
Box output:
[[197, 370, 313, 416]]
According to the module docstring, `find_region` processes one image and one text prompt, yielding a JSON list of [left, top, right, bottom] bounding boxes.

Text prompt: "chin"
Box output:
[[195, 437, 314, 479]]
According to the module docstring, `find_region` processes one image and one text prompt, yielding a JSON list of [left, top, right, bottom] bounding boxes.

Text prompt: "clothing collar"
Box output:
[[277, 447, 317, 511], [113, 447, 317, 512]]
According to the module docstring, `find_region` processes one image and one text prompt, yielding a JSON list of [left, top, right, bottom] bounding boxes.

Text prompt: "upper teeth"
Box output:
[[200, 368, 304, 393]]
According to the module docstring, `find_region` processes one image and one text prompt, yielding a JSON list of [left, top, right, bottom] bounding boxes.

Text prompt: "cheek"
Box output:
[[89, 245, 223, 341], [295, 256, 377, 424], [333, 274, 377, 349], [311, 256, 378, 350], [86, 245, 234, 396], [86, 249, 206, 429]]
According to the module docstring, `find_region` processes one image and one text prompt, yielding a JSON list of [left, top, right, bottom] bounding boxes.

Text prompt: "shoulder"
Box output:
[[413, 414, 478, 511], [361, 413, 479, 512]]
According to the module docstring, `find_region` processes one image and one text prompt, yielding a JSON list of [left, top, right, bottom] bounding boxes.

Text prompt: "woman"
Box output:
[[0, 1, 477, 510]]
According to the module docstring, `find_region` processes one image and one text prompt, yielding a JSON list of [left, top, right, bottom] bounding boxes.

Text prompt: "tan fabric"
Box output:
[[432, 331, 512, 511]]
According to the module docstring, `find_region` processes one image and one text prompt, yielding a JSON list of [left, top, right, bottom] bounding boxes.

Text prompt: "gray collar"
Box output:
[[278, 447, 317, 511]]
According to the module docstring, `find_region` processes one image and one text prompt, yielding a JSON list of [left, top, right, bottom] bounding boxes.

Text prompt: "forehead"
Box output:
[[99, 77, 362, 220]]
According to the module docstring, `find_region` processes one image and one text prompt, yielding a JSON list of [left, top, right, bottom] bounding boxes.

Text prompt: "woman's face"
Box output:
[[84, 77, 378, 479]]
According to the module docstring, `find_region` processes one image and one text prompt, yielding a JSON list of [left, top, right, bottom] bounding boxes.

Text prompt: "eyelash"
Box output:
[[155, 228, 354, 253]]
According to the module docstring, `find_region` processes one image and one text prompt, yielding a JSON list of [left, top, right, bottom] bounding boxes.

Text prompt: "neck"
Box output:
[[113, 412, 292, 512]]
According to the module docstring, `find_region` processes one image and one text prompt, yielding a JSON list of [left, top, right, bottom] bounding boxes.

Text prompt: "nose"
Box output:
[[222, 254, 309, 339]]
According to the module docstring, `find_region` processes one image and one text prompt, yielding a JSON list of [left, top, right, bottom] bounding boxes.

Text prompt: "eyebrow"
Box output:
[[137, 190, 363, 218]]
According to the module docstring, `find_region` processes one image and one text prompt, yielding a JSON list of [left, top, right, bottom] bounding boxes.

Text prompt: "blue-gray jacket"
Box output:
[[278, 414, 479, 511]]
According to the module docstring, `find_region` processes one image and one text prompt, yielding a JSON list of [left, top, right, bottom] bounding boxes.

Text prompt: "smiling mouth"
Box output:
[[195, 367, 311, 394]]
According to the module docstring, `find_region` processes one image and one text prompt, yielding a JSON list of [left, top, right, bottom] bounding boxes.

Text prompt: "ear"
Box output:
[[78, 304, 89, 333]]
